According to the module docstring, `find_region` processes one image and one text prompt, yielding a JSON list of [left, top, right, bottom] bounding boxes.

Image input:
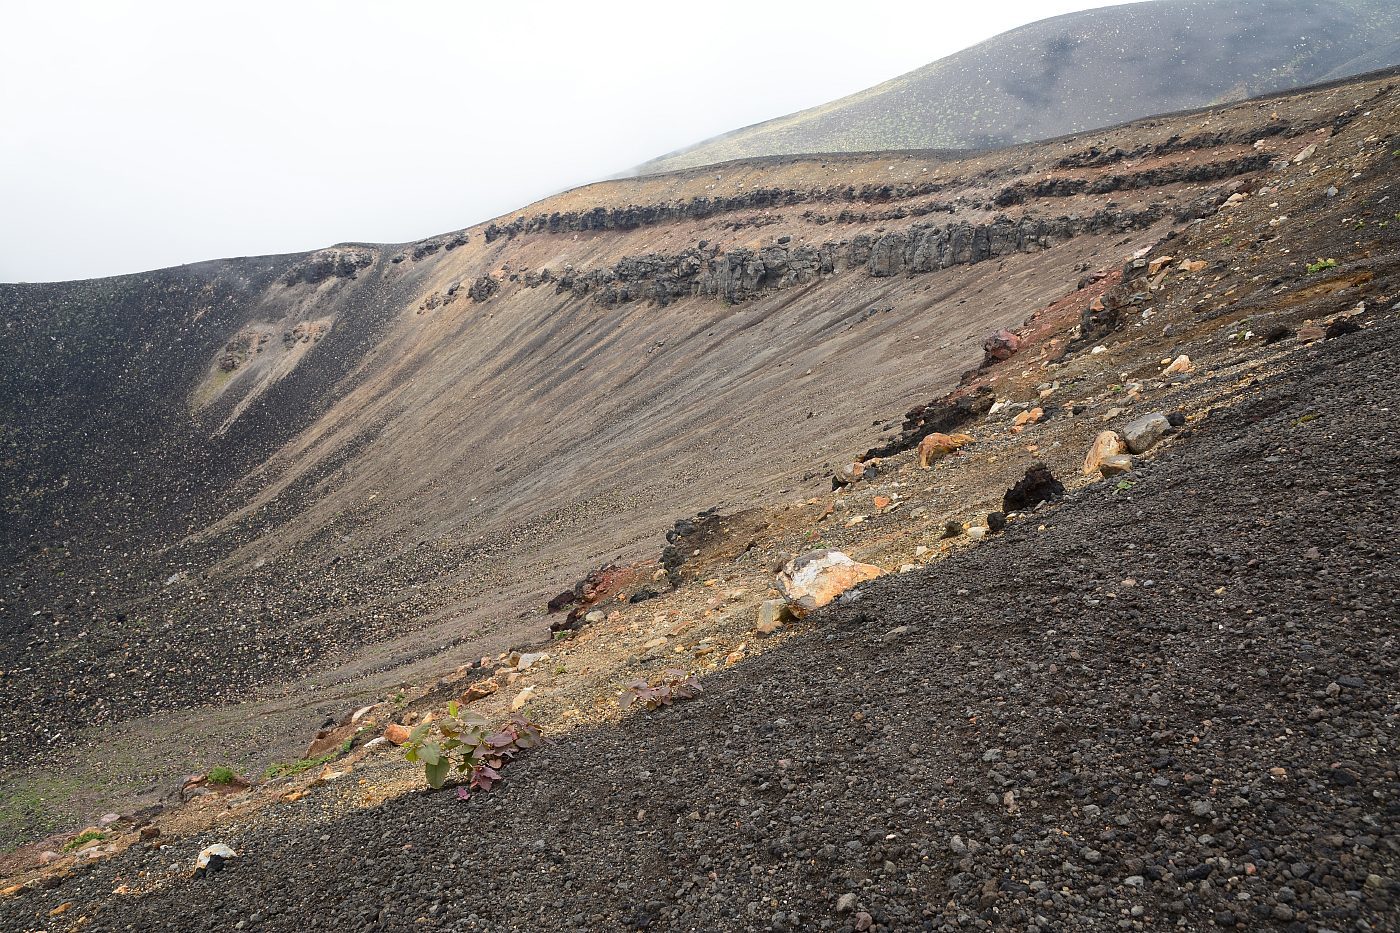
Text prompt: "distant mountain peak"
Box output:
[[637, 0, 1400, 174]]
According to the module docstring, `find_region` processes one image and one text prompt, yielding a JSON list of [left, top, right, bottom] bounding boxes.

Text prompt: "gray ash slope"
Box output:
[[639, 0, 1400, 174], [34, 318, 1398, 930]]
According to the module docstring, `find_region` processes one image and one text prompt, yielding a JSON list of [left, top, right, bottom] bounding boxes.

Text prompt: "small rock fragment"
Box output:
[[510, 686, 537, 711], [194, 844, 237, 878], [1161, 354, 1192, 375], [756, 599, 792, 636]]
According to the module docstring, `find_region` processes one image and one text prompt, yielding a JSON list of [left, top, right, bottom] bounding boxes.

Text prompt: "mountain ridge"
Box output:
[[638, 0, 1400, 174]]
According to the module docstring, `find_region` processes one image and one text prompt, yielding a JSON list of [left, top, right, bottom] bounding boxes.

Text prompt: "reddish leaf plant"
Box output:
[[402, 702, 543, 793]]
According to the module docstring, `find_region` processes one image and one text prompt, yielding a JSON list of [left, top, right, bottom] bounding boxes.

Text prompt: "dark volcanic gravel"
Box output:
[[10, 322, 1398, 931]]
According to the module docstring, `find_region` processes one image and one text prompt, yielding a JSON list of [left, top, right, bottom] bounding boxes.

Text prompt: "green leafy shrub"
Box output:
[[402, 704, 543, 792], [206, 766, 236, 785], [620, 668, 703, 710], [1306, 257, 1337, 274]]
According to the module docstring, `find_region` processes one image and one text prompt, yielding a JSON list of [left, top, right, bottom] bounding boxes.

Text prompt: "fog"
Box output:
[[0, 0, 1135, 282]]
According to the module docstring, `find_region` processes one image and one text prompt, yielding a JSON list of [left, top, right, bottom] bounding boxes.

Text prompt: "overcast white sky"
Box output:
[[1, 1, 1139, 282]]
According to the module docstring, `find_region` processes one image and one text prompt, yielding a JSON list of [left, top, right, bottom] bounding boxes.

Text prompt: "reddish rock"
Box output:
[[981, 329, 1021, 366], [383, 723, 413, 746], [1011, 407, 1044, 431], [1162, 354, 1193, 375]]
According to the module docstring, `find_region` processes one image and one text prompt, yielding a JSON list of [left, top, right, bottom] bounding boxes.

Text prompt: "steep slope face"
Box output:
[[32, 318, 1400, 933], [638, 0, 1400, 174], [0, 72, 1392, 782]]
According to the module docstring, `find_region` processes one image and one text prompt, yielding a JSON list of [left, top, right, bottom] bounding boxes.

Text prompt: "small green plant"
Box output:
[[1306, 257, 1337, 274], [1113, 479, 1135, 495], [1220, 235, 1233, 246], [262, 751, 340, 780], [402, 704, 543, 793], [392, 692, 406, 705], [63, 829, 104, 851], [206, 766, 236, 785], [620, 668, 704, 711]]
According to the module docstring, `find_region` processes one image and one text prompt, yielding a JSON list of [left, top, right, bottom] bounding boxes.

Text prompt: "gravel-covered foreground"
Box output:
[[13, 320, 1398, 931]]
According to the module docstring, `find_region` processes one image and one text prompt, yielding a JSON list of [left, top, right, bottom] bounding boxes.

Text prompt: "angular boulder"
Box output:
[[833, 460, 867, 488], [1121, 412, 1173, 453], [981, 329, 1021, 366], [777, 550, 883, 614], [1098, 454, 1134, 475], [755, 599, 793, 636], [1082, 430, 1128, 475]]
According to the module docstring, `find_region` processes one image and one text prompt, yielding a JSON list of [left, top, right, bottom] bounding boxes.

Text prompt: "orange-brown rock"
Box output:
[[1011, 407, 1044, 432], [383, 723, 412, 746], [1162, 354, 1193, 375], [1083, 430, 1129, 475], [1098, 454, 1134, 475], [917, 432, 973, 468], [460, 680, 499, 704], [777, 550, 884, 614], [873, 495, 891, 510]]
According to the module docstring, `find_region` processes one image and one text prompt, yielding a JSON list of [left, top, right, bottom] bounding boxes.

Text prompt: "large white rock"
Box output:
[[777, 550, 883, 614]]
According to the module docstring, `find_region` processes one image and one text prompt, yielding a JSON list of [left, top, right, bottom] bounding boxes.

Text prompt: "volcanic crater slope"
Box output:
[[5, 280, 1399, 933], [0, 70, 1397, 928]]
